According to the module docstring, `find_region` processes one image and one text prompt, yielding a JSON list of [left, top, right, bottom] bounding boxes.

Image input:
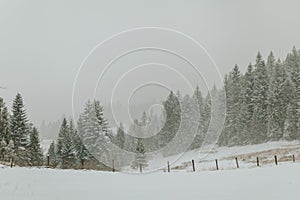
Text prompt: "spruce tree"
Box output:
[[10, 93, 30, 165], [0, 98, 11, 160], [67, 119, 78, 165], [190, 86, 205, 149], [220, 65, 242, 145], [10, 93, 29, 150], [0, 139, 7, 160], [77, 100, 111, 169], [47, 141, 57, 166], [94, 100, 109, 136], [239, 63, 255, 144], [56, 118, 73, 167], [284, 47, 300, 140], [251, 53, 269, 143], [268, 60, 288, 140], [28, 127, 43, 166], [284, 82, 299, 140], [0, 98, 11, 144], [159, 91, 181, 147], [267, 51, 276, 76], [115, 123, 125, 149], [5, 139, 15, 162], [131, 138, 148, 170]]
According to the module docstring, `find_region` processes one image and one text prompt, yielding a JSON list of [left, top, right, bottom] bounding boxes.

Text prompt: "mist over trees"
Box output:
[[1, 47, 300, 171], [39, 119, 62, 140]]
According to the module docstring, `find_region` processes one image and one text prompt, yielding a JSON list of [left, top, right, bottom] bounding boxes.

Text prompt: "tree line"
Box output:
[[220, 47, 300, 146], [47, 89, 210, 170], [0, 94, 43, 166], [1, 47, 299, 170]]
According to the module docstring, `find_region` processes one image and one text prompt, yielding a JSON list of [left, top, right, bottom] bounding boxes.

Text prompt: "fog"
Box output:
[[0, 0, 300, 125]]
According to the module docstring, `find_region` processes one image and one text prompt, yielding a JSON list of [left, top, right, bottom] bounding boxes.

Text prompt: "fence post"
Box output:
[[191, 160, 195, 172], [47, 154, 50, 167], [10, 157, 13, 168], [81, 159, 84, 169], [292, 155, 295, 163], [215, 159, 219, 170], [256, 157, 260, 167], [139, 164, 142, 173], [274, 155, 278, 165], [112, 160, 115, 172], [167, 161, 170, 172], [235, 157, 239, 169]]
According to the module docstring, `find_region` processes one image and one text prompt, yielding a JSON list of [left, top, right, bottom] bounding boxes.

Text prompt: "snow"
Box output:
[[148, 140, 300, 172], [0, 163, 300, 200], [1, 141, 300, 199]]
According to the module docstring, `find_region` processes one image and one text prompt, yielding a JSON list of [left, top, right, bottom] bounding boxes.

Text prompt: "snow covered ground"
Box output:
[[0, 163, 300, 200], [148, 140, 300, 172], [39, 139, 300, 172], [2, 141, 300, 199]]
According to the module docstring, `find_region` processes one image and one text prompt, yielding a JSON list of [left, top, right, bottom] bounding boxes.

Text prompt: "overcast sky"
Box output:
[[0, 0, 300, 125]]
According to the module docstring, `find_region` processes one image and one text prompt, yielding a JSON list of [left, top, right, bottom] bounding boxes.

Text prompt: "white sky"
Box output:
[[0, 0, 300, 124]]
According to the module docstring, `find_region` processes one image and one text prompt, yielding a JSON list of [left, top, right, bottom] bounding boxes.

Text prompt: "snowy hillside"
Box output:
[[1, 141, 300, 199], [148, 141, 300, 172], [0, 163, 300, 200], [39, 139, 300, 173]]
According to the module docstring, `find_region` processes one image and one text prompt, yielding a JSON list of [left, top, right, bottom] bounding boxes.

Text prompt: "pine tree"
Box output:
[[77, 100, 111, 169], [124, 120, 140, 152], [283, 47, 300, 140], [5, 139, 15, 162], [220, 65, 242, 145], [94, 100, 109, 136], [0, 98, 11, 144], [76, 110, 94, 163], [47, 141, 57, 166], [159, 91, 181, 147], [190, 86, 205, 149], [28, 127, 43, 166], [0, 139, 7, 160], [10, 93, 31, 165], [267, 51, 276, 76], [56, 118, 73, 168], [181, 94, 199, 152], [0, 98, 11, 160], [284, 81, 299, 140], [10, 93, 29, 150], [115, 123, 125, 149], [239, 63, 255, 144], [139, 111, 149, 138], [251, 53, 269, 143], [72, 132, 91, 165], [131, 138, 148, 170], [203, 91, 211, 139], [268, 60, 288, 140], [140, 111, 148, 126], [67, 119, 78, 165]]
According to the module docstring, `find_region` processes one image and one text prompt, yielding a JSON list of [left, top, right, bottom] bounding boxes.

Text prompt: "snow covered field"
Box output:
[[1, 141, 300, 200], [0, 163, 300, 200], [147, 140, 300, 172]]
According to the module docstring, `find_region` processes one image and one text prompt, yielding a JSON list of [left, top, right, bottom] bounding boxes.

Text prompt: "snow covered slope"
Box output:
[[0, 163, 300, 200], [148, 140, 300, 172]]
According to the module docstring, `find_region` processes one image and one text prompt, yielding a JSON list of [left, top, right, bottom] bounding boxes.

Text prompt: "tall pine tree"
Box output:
[[251, 53, 269, 143], [10, 93, 30, 165], [28, 127, 43, 166]]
